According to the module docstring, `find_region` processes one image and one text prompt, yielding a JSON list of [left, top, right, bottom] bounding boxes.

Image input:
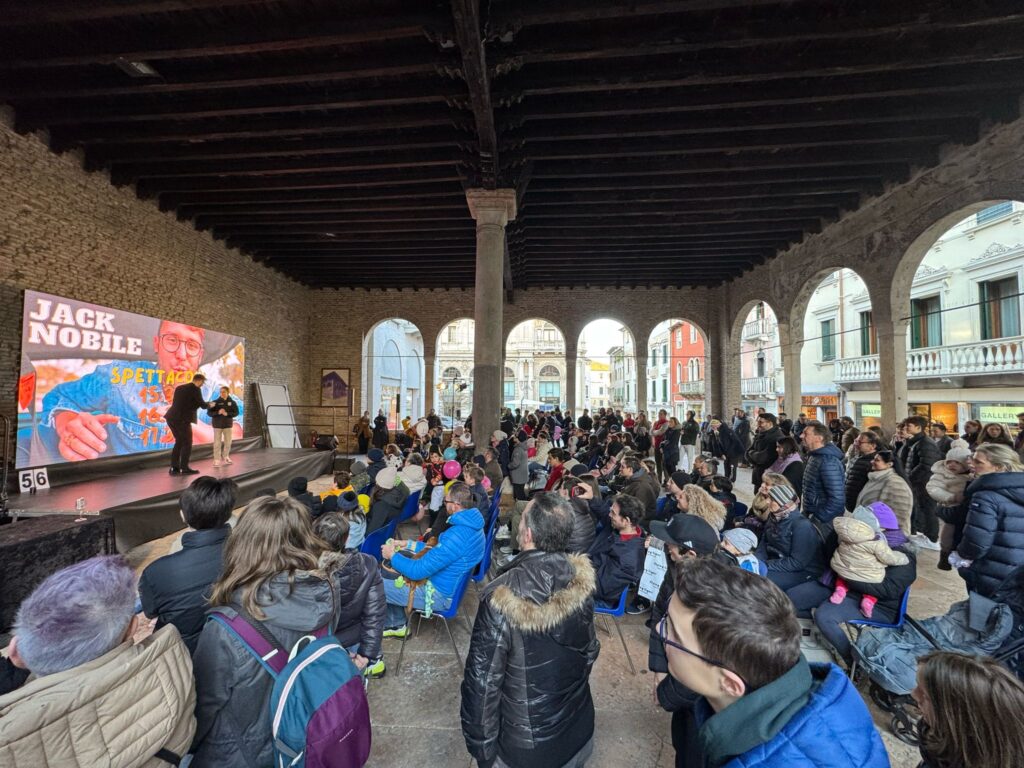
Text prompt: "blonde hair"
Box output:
[[680, 484, 726, 531], [752, 472, 794, 520], [210, 496, 325, 618], [974, 443, 1024, 472]]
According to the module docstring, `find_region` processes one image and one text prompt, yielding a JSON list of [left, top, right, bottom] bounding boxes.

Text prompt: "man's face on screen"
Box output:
[[154, 321, 205, 373]]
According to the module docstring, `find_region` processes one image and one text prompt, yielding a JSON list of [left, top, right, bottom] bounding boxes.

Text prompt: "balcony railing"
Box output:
[[836, 336, 1024, 382], [741, 376, 777, 396], [742, 317, 777, 341], [678, 380, 705, 395]]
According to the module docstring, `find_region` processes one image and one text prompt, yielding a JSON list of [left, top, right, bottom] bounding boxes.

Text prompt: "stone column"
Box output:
[[877, 316, 910, 430], [423, 350, 436, 416], [466, 188, 517, 443], [776, 319, 804, 419], [636, 356, 648, 416], [565, 354, 577, 414]]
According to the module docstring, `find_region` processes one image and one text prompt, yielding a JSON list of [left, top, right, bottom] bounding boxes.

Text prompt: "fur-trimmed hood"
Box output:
[[318, 549, 352, 573], [488, 551, 596, 633]]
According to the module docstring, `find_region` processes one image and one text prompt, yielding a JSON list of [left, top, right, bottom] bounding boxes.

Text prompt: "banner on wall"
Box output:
[[17, 290, 245, 468]]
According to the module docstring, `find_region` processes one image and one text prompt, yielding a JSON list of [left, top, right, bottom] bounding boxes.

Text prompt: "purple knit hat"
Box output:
[[868, 502, 898, 530]]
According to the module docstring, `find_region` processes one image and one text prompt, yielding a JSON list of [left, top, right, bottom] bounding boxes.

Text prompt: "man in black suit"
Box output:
[[165, 373, 210, 475]]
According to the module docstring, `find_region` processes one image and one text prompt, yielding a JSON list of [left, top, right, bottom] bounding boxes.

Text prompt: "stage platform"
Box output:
[[9, 440, 335, 551]]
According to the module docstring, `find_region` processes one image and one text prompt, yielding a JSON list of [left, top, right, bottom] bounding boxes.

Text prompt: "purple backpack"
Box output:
[[209, 610, 371, 768]]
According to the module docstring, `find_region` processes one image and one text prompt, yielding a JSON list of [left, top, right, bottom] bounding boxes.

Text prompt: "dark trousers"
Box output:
[[786, 580, 864, 666], [168, 421, 193, 470], [512, 483, 527, 501], [913, 495, 939, 541]]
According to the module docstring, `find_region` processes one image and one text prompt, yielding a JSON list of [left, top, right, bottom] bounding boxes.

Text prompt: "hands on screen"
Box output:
[[54, 411, 120, 461]]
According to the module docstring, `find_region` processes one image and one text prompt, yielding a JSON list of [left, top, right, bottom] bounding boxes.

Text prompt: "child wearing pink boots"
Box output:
[[829, 504, 909, 617]]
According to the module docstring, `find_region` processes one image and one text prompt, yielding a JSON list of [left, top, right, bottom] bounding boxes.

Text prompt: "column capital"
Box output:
[[466, 188, 518, 226]]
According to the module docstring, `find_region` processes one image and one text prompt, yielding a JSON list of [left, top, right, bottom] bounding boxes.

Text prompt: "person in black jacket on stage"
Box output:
[[207, 386, 240, 468], [462, 493, 599, 768], [165, 373, 211, 475]]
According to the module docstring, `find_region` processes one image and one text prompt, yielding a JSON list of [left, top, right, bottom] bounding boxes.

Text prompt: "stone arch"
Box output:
[[505, 318, 568, 409], [360, 317, 424, 423], [577, 318, 638, 413]]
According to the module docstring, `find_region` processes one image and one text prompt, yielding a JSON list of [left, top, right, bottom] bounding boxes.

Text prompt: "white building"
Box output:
[[505, 319, 567, 410], [436, 318, 474, 419], [801, 201, 1024, 431], [586, 361, 611, 410], [361, 319, 424, 426], [647, 323, 671, 418]]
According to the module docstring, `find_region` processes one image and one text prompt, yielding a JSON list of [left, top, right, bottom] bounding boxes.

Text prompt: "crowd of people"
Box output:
[[2, 404, 1023, 767]]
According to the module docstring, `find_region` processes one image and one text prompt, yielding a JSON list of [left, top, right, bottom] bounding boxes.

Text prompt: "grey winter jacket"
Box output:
[[566, 497, 596, 554], [509, 442, 530, 484], [461, 551, 599, 768], [190, 572, 337, 768], [320, 550, 386, 660], [366, 483, 410, 534]]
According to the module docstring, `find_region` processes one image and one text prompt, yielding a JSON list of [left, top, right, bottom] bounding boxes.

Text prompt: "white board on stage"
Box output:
[[254, 383, 301, 448]]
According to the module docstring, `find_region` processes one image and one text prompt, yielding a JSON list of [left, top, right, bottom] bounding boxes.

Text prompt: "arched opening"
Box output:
[[733, 301, 781, 419], [577, 319, 636, 415], [894, 201, 1024, 436], [360, 318, 424, 428], [435, 319, 474, 422], [506, 319, 566, 412], [798, 269, 872, 426], [648, 318, 707, 420]]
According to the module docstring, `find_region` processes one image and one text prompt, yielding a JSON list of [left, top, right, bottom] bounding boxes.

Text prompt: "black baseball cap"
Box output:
[[650, 513, 720, 556]]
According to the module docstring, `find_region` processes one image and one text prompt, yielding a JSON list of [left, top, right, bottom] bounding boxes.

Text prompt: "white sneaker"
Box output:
[[916, 537, 941, 551]]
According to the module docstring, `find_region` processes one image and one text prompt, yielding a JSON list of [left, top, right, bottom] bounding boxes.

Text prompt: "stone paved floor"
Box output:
[[123, 467, 964, 768]]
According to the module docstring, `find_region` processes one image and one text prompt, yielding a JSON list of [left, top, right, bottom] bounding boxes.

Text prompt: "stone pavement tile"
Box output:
[[588, 706, 672, 767], [366, 724, 471, 768]]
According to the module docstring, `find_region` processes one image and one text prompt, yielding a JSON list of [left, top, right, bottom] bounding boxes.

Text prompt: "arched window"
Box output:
[[676, 361, 682, 381], [442, 366, 461, 379], [688, 358, 700, 381], [539, 365, 560, 377], [504, 366, 515, 379]]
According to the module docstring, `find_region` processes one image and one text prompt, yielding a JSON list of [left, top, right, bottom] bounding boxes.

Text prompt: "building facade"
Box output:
[[739, 302, 784, 417], [437, 318, 475, 419], [669, 320, 707, 419], [505, 319, 567, 411], [647, 324, 671, 418], [362, 318, 424, 427], [801, 201, 1024, 432]]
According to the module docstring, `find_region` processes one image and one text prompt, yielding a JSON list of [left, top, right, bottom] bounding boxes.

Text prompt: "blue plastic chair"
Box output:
[[595, 587, 636, 675], [656, 496, 668, 516], [357, 483, 374, 496], [472, 523, 498, 584], [395, 568, 474, 673], [844, 587, 911, 679], [359, 519, 398, 562], [399, 489, 422, 523]]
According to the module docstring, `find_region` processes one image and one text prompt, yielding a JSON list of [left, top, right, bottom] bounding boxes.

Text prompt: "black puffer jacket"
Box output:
[[957, 472, 1024, 599], [566, 498, 596, 554], [365, 484, 410, 534], [319, 550, 386, 660], [844, 452, 875, 512], [746, 425, 783, 488], [461, 551, 598, 768], [759, 511, 827, 590], [900, 433, 943, 502]]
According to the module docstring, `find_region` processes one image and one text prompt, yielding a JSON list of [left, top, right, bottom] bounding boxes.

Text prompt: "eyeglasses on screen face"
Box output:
[[160, 334, 203, 356], [657, 614, 747, 688]]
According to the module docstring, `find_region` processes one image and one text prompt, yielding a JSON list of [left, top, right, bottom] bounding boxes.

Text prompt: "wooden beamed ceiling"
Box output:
[[2, 0, 1023, 289]]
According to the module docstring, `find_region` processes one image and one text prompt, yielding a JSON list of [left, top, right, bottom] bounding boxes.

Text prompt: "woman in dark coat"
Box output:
[[372, 409, 389, 449], [660, 417, 682, 478]]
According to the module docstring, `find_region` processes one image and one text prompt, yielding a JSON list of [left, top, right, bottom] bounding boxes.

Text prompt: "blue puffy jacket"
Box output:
[[391, 507, 485, 597], [695, 663, 890, 768], [802, 443, 846, 524], [958, 471, 1024, 598]]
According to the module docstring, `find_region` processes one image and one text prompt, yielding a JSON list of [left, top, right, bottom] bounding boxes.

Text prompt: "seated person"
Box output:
[[379, 482, 486, 637], [366, 448, 387, 482], [365, 467, 409, 534], [140, 475, 238, 653], [0, 556, 195, 763], [462, 463, 489, 512], [315, 512, 386, 678], [335, 490, 368, 550], [616, 455, 661, 525], [561, 476, 597, 554], [586, 493, 646, 607], [660, 557, 888, 768], [786, 502, 916, 667], [399, 453, 427, 494], [757, 484, 827, 591], [349, 460, 371, 494], [481, 447, 504, 494], [286, 475, 321, 517], [721, 528, 766, 576], [320, 470, 353, 501], [829, 506, 909, 617]]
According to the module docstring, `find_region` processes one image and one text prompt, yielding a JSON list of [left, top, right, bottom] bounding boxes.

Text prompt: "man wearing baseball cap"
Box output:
[[647, 513, 729, 768]]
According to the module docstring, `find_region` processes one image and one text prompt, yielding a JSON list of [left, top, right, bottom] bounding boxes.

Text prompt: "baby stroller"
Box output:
[[850, 566, 1024, 745]]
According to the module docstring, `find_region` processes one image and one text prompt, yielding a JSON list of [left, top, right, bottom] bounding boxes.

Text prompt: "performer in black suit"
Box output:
[[165, 373, 210, 475]]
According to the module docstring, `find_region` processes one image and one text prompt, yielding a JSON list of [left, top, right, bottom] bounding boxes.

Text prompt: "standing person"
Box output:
[[768, 436, 804, 496], [372, 409, 389, 449], [659, 557, 888, 768], [838, 417, 860, 455], [577, 409, 593, 433], [732, 409, 751, 456], [208, 385, 239, 468], [962, 419, 982, 449], [800, 421, 846, 525], [652, 409, 670, 483], [1015, 411, 1024, 462], [166, 372, 210, 476], [679, 410, 700, 472], [745, 413, 783, 491], [912, 651, 1024, 768], [930, 422, 953, 456], [899, 415, 943, 550], [707, 418, 744, 483], [191, 496, 340, 768], [661, 417, 682, 479], [461, 493, 599, 768], [508, 436, 530, 500], [353, 412, 372, 454], [140, 475, 238, 654], [949, 443, 1024, 599]]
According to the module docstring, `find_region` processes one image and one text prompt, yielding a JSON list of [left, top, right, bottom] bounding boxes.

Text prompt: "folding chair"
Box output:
[[395, 569, 473, 673], [359, 519, 398, 562], [596, 587, 636, 675], [472, 522, 498, 584]]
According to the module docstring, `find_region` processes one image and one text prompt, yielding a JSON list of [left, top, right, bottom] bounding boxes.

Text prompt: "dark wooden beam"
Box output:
[[162, 186, 468, 210], [450, 0, 499, 185], [0, 0, 274, 26], [137, 170, 464, 197]]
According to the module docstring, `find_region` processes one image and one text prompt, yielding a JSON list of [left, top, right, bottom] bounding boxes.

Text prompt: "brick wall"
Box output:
[[0, 111, 310, 458]]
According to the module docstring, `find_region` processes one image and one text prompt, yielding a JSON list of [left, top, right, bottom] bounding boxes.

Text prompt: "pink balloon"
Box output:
[[443, 460, 462, 479]]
